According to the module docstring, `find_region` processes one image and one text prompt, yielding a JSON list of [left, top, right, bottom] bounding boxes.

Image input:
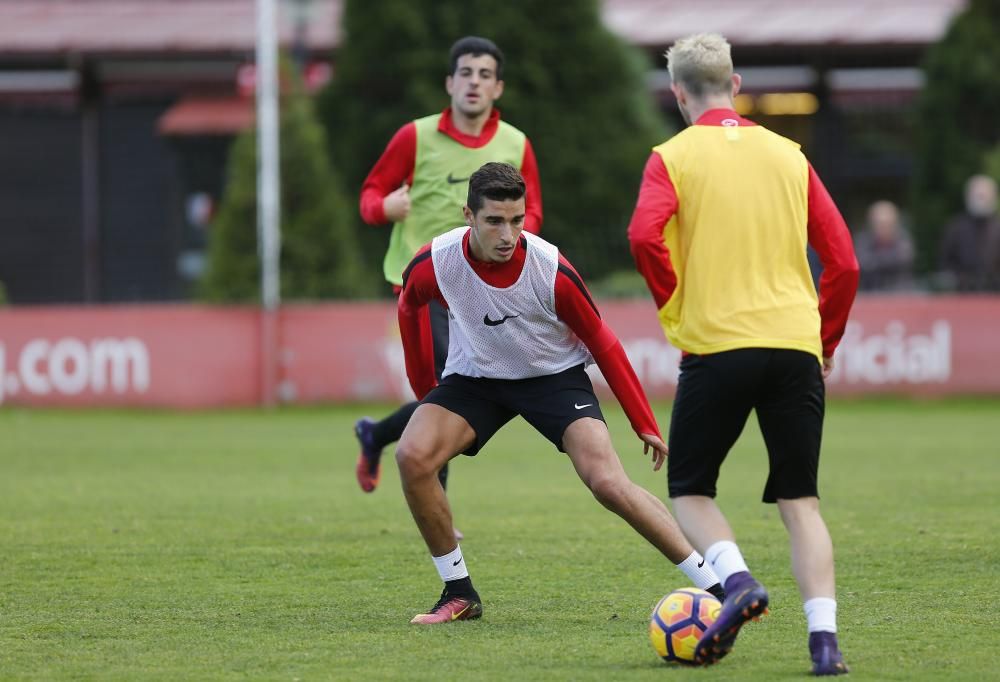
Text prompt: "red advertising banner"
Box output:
[[0, 296, 997, 408], [0, 305, 259, 408], [592, 296, 995, 398]]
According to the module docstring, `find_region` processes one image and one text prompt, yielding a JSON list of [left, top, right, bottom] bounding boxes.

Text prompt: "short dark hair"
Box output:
[[449, 36, 505, 80], [467, 162, 525, 213]]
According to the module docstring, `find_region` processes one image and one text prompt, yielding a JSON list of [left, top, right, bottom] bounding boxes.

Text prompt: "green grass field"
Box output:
[[1, 400, 998, 680]]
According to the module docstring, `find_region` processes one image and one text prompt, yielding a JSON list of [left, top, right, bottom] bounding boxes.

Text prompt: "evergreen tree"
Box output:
[[318, 0, 668, 282], [984, 142, 1000, 186], [201, 71, 376, 301], [912, 0, 1000, 271]]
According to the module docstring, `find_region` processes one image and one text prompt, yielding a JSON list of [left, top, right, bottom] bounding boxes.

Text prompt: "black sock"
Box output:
[[445, 576, 478, 601], [372, 401, 419, 448]]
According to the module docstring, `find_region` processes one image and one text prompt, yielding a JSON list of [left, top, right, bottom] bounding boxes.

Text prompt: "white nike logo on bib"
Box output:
[[574, 403, 592, 410]]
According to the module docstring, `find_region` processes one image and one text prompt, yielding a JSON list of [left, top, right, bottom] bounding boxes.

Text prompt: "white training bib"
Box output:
[[431, 227, 592, 380]]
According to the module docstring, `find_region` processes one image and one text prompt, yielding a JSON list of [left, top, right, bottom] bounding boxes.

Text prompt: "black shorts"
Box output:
[[667, 348, 825, 503], [421, 364, 606, 455]]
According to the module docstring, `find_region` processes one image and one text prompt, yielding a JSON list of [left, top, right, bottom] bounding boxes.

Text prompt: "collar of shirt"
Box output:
[[462, 230, 527, 287], [695, 108, 757, 127], [438, 107, 502, 148]]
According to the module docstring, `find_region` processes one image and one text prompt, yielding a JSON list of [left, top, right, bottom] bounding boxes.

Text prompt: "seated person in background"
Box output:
[[938, 174, 1000, 291], [854, 200, 915, 292]]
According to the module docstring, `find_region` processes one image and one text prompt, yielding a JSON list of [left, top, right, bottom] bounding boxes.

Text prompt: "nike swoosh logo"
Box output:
[[451, 603, 471, 620], [697, 558, 705, 568], [483, 313, 520, 326], [452, 558, 463, 566], [574, 403, 592, 410], [446, 173, 470, 184]]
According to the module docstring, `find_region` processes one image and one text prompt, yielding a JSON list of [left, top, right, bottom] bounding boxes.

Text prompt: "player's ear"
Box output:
[[446, 74, 455, 96], [493, 79, 504, 100], [731, 73, 742, 98], [463, 205, 474, 225], [671, 82, 685, 106]]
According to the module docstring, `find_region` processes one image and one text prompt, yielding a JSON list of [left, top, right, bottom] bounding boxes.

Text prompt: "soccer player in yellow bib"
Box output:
[[352, 37, 543, 539], [627, 34, 859, 675]]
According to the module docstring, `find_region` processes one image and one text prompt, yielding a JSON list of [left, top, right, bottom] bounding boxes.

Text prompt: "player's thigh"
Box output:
[[396, 403, 477, 476], [561, 417, 627, 487], [514, 364, 606, 453], [667, 351, 763, 498], [755, 350, 825, 503], [420, 373, 516, 456]]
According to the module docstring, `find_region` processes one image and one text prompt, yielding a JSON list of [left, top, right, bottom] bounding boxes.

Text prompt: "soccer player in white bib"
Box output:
[[395, 162, 723, 624]]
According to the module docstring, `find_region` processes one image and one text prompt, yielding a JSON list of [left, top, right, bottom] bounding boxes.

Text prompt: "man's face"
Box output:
[[464, 197, 525, 263], [966, 176, 998, 218], [447, 53, 504, 119], [868, 201, 900, 244]]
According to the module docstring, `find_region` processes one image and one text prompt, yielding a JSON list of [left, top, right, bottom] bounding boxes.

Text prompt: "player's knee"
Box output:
[[395, 440, 437, 481], [776, 496, 821, 526], [588, 472, 630, 510]]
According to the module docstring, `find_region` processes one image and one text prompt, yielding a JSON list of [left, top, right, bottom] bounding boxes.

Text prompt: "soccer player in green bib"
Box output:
[[353, 37, 543, 537]]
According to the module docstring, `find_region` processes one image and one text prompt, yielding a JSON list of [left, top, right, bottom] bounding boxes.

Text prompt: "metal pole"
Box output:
[[80, 61, 101, 302], [256, 0, 281, 405]]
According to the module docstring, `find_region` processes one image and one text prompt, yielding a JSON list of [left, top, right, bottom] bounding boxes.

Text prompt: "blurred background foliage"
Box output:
[[204, 0, 1000, 301], [202, 64, 376, 302], [317, 0, 669, 296]]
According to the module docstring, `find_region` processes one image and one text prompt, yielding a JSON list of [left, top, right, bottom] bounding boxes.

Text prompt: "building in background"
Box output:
[[604, 0, 967, 224], [0, 0, 336, 304], [0, 0, 966, 304]]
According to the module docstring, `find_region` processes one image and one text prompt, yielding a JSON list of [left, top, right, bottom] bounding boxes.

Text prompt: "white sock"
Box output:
[[704, 540, 750, 584], [431, 545, 469, 582], [804, 597, 837, 633], [676, 551, 722, 590]]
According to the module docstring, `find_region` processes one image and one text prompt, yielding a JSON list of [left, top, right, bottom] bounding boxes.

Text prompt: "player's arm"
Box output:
[[520, 139, 543, 235], [805, 163, 860, 368], [398, 245, 441, 400], [554, 256, 667, 468], [627, 153, 679, 309], [360, 122, 417, 225]]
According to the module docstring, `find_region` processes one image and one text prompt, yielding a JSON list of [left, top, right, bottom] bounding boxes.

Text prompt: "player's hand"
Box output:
[[383, 183, 411, 222], [822, 355, 834, 379], [639, 433, 668, 472]]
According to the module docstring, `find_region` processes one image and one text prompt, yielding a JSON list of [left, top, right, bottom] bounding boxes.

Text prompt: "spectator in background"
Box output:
[[854, 200, 915, 292], [938, 174, 1000, 291]]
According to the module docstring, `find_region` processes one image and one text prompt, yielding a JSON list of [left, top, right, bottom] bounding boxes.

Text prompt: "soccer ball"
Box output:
[[649, 587, 722, 664]]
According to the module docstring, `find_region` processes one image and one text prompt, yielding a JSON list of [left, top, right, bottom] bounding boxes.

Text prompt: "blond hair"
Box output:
[[666, 33, 733, 97]]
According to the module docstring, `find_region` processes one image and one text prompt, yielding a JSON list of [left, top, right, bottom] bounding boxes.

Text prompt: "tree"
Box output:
[[318, 0, 669, 282], [911, 0, 1000, 271], [983, 142, 1000, 187], [201, 70, 376, 302]]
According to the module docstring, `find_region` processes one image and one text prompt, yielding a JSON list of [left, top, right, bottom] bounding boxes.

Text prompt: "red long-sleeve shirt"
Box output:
[[360, 108, 543, 234], [627, 109, 859, 358], [398, 234, 660, 438]]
